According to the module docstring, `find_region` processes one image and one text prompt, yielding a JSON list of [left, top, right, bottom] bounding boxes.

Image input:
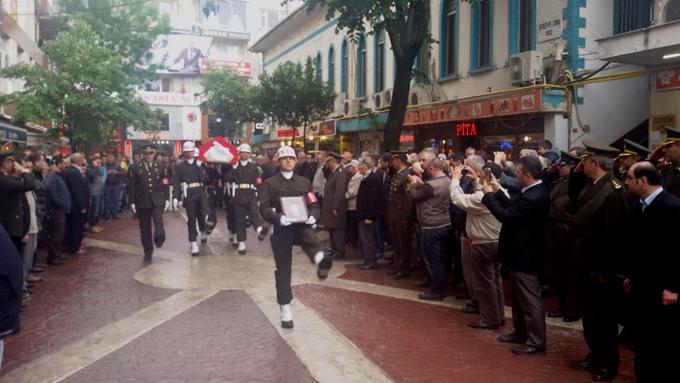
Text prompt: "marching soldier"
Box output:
[[568, 140, 629, 382], [614, 139, 650, 181], [172, 141, 209, 257], [128, 145, 169, 261], [259, 145, 333, 329], [650, 127, 680, 198], [386, 150, 414, 279], [225, 144, 268, 255]]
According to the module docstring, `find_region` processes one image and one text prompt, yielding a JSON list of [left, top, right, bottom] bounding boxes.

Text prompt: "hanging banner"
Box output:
[[198, 136, 237, 164]]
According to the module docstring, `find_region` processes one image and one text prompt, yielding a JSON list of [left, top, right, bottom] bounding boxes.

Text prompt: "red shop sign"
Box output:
[[456, 122, 478, 136], [277, 129, 299, 138]]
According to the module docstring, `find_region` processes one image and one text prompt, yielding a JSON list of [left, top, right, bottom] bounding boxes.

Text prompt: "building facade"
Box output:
[[251, 0, 655, 156]]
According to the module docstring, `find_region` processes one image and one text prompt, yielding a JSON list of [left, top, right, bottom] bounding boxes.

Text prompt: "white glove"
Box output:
[[130, 204, 136, 215], [305, 215, 316, 226], [279, 215, 292, 226], [164, 200, 169, 212], [173, 198, 179, 210]]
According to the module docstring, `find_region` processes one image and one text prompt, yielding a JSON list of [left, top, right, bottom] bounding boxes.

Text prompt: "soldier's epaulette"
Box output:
[[611, 179, 622, 190]]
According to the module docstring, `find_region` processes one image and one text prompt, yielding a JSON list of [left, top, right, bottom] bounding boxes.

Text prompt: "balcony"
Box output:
[[597, 19, 680, 67]]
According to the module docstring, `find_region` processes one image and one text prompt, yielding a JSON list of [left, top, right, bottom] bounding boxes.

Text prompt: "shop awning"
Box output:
[[0, 119, 28, 144], [337, 113, 387, 133]]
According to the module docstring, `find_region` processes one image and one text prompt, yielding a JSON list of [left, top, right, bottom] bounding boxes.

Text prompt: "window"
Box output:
[[259, 8, 287, 30], [357, 34, 367, 98], [519, 0, 533, 52], [441, 0, 458, 77], [328, 45, 335, 90], [614, 0, 652, 34], [341, 39, 348, 93], [666, 0, 680, 22], [374, 30, 386, 92], [471, 0, 493, 70], [162, 78, 171, 92], [315, 52, 322, 77]]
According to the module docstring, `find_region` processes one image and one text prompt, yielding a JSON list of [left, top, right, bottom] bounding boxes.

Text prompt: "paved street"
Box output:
[[0, 212, 636, 383]]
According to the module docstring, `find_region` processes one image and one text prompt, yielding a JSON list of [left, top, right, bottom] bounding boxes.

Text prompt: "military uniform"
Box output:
[[654, 127, 680, 198], [614, 139, 650, 181], [386, 152, 414, 277], [569, 140, 630, 378], [226, 159, 266, 253], [202, 163, 221, 234], [172, 143, 209, 255], [128, 150, 169, 260]]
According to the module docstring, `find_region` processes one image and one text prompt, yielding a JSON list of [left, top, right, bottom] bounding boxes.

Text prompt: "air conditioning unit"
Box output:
[[343, 99, 360, 116], [373, 88, 392, 110], [409, 86, 431, 106], [659, 0, 680, 23], [510, 50, 544, 84], [333, 92, 346, 116]]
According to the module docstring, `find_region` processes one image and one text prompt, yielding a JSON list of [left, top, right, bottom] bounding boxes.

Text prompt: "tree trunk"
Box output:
[[302, 122, 307, 152], [383, 55, 416, 151]]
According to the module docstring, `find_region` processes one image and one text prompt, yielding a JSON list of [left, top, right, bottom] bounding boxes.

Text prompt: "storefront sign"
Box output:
[[403, 88, 559, 127], [200, 59, 252, 76], [0, 120, 27, 143], [456, 122, 478, 136], [138, 91, 202, 106], [538, 16, 562, 43], [309, 120, 336, 137], [399, 131, 415, 143], [656, 68, 680, 91], [277, 129, 299, 138], [200, 29, 250, 40]]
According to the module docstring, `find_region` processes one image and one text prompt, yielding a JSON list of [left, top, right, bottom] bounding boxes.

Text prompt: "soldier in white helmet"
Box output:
[[259, 145, 333, 329], [224, 143, 268, 255], [172, 141, 209, 256]]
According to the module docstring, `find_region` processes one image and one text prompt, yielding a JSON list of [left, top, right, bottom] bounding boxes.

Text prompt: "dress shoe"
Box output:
[[143, 251, 152, 262], [462, 305, 480, 314], [392, 271, 409, 279], [238, 242, 247, 255], [591, 367, 617, 381], [47, 258, 66, 266], [257, 226, 269, 241], [547, 310, 565, 318], [200, 231, 208, 244], [498, 332, 527, 344], [280, 304, 294, 329], [414, 279, 431, 288], [569, 358, 593, 371], [563, 315, 580, 323], [316, 253, 333, 280], [359, 263, 378, 270], [511, 345, 545, 355], [26, 275, 42, 283], [468, 319, 500, 329], [418, 291, 445, 301], [190, 241, 199, 257]]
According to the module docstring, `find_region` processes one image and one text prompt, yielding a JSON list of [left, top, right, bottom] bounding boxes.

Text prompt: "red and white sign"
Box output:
[[200, 59, 252, 76], [277, 129, 299, 138], [656, 68, 680, 91], [199, 137, 238, 164]]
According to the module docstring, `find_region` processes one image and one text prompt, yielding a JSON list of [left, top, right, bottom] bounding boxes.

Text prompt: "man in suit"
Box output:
[[568, 140, 629, 381], [373, 153, 391, 258], [623, 162, 680, 382], [482, 155, 550, 355], [321, 152, 348, 259], [173, 43, 204, 73], [355, 157, 381, 269], [61, 153, 90, 256], [0, 147, 36, 252], [128, 145, 170, 261]]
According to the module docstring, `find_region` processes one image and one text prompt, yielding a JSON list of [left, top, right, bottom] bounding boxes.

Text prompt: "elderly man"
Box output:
[[344, 159, 361, 249], [312, 151, 327, 206], [322, 152, 348, 259], [408, 151, 452, 301], [450, 155, 503, 328], [61, 153, 90, 256], [355, 157, 381, 269]]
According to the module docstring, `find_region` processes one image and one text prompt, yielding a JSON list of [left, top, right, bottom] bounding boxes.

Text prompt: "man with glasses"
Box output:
[[128, 145, 170, 261]]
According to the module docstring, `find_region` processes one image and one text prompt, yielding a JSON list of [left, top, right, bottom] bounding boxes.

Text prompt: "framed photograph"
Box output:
[[280, 196, 309, 223]]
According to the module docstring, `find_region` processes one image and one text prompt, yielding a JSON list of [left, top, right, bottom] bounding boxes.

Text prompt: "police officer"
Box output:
[[259, 146, 333, 329], [386, 151, 414, 279], [226, 143, 268, 255], [172, 141, 209, 256], [568, 140, 629, 381], [128, 145, 169, 261], [614, 139, 650, 181], [650, 127, 680, 198]]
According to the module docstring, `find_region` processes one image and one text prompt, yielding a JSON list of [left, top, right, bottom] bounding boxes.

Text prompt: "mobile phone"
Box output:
[[485, 168, 492, 180]]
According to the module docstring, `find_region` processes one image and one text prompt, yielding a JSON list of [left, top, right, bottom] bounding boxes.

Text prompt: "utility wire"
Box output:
[[1, 0, 153, 17]]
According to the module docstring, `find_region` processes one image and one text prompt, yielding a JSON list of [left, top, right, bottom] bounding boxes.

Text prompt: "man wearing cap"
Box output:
[[568, 139, 630, 381], [172, 141, 209, 256], [386, 151, 414, 279], [615, 139, 650, 181], [321, 152, 349, 259], [650, 127, 680, 198], [259, 146, 333, 329], [128, 145, 170, 261], [0, 146, 37, 252], [544, 151, 580, 322], [225, 143, 268, 255]]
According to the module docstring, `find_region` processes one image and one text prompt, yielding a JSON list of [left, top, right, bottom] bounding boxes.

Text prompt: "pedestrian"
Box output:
[[86, 154, 105, 233], [128, 145, 170, 261], [225, 143, 268, 255], [321, 152, 348, 259], [482, 155, 550, 355], [623, 161, 680, 382], [259, 145, 333, 329], [355, 157, 381, 269], [409, 152, 452, 301], [312, 151, 326, 208], [344, 159, 360, 249], [104, 153, 124, 219], [18, 157, 42, 293], [61, 153, 91, 256], [45, 156, 70, 265], [568, 140, 629, 381], [172, 141, 209, 256], [385, 151, 414, 279], [373, 153, 391, 259], [450, 155, 503, 327], [0, 147, 37, 253]]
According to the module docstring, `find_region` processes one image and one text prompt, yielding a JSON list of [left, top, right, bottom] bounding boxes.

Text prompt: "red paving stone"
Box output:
[[294, 284, 635, 383], [1, 247, 179, 374], [63, 290, 315, 383]]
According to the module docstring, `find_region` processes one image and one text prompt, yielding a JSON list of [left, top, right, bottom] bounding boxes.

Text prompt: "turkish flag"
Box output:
[[199, 137, 238, 164]]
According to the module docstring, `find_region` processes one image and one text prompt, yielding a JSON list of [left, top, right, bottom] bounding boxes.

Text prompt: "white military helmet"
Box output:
[[276, 145, 296, 159], [237, 143, 252, 153], [182, 141, 195, 152]]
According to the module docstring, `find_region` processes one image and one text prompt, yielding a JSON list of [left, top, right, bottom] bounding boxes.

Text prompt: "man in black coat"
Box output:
[[623, 162, 680, 382], [0, 223, 24, 361], [356, 157, 381, 269], [61, 153, 91, 256], [0, 148, 37, 251], [482, 155, 550, 355]]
